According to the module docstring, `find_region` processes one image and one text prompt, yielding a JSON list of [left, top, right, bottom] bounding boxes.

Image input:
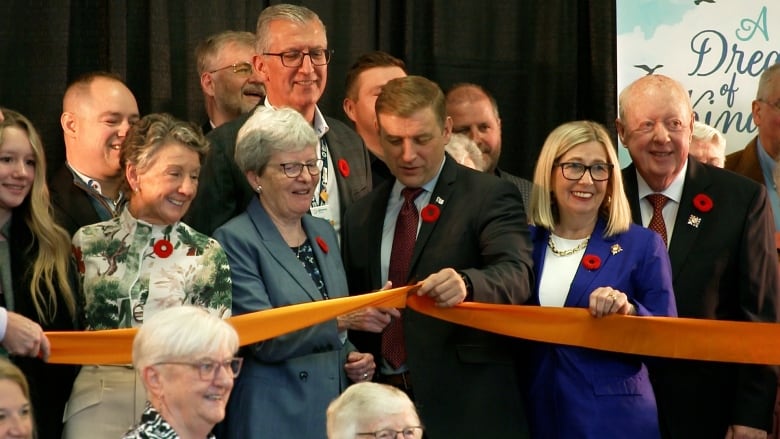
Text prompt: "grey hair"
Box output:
[[692, 121, 726, 150], [445, 133, 485, 171], [235, 107, 319, 175], [132, 306, 238, 371], [756, 63, 780, 100], [326, 382, 420, 439], [255, 4, 325, 53], [195, 30, 256, 75]]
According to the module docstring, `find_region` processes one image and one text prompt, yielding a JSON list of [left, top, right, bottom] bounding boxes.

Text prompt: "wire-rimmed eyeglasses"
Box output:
[[262, 49, 333, 68], [276, 159, 324, 178], [208, 61, 253, 76], [155, 357, 243, 380], [555, 162, 613, 182], [356, 426, 425, 439]]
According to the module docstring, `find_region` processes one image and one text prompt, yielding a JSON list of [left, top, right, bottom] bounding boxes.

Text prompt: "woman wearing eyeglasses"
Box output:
[[122, 305, 240, 439], [63, 114, 232, 439], [525, 121, 677, 438], [213, 107, 374, 439]]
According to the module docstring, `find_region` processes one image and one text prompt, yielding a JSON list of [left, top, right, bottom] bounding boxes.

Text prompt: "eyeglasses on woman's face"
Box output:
[[554, 162, 613, 182], [155, 357, 243, 380]]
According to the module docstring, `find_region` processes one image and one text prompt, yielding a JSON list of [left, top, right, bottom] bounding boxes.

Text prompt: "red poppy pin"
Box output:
[[153, 239, 174, 258], [421, 204, 440, 223], [692, 193, 713, 213], [582, 254, 601, 271], [316, 236, 329, 254], [337, 159, 350, 178]]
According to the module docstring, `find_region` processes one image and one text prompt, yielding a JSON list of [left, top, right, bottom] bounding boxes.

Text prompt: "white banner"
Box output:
[[616, 1, 779, 165]]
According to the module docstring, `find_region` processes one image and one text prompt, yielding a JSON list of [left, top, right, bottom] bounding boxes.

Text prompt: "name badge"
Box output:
[[310, 205, 333, 225]]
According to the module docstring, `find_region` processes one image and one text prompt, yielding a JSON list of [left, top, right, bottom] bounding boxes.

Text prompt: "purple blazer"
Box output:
[[526, 218, 677, 439]]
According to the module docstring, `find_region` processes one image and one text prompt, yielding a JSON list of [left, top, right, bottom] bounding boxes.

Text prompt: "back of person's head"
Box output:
[[692, 121, 726, 149], [445, 82, 500, 119], [344, 51, 407, 101], [132, 305, 239, 371], [235, 107, 318, 175], [376, 76, 446, 128], [0, 108, 75, 323], [531, 120, 631, 237], [326, 382, 420, 439], [196, 30, 256, 76], [255, 3, 325, 53]]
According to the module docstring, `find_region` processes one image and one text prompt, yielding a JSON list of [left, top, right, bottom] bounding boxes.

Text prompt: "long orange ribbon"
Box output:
[[45, 285, 780, 365]]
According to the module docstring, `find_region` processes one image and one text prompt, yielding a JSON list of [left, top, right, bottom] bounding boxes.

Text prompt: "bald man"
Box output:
[[446, 83, 532, 209], [50, 72, 139, 235]]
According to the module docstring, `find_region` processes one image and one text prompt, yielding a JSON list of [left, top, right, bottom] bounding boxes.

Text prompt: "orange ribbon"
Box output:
[[45, 285, 780, 365]]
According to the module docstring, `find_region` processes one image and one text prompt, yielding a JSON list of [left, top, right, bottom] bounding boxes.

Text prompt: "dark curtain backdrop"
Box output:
[[0, 0, 616, 182]]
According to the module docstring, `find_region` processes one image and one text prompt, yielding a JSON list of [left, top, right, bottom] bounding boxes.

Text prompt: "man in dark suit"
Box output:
[[445, 83, 533, 208], [341, 76, 533, 438], [617, 74, 779, 439], [725, 63, 780, 231], [195, 30, 264, 135], [50, 72, 140, 236], [185, 4, 371, 236]]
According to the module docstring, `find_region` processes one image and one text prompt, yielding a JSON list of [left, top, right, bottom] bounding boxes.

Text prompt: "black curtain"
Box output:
[[0, 0, 616, 181]]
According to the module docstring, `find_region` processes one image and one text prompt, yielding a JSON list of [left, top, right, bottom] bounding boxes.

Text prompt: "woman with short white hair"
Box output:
[[122, 305, 240, 439], [327, 382, 423, 439]]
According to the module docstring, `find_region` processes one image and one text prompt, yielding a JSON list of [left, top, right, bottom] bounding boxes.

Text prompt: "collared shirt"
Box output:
[[755, 138, 780, 230], [380, 158, 446, 285], [262, 99, 343, 233], [68, 163, 125, 219], [636, 159, 688, 247]]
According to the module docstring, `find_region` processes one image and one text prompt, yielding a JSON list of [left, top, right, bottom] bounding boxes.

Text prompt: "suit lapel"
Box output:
[[302, 215, 339, 298], [668, 160, 711, 279], [408, 157, 457, 281], [367, 182, 394, 288], [563, 220, 617, 307], [247, 200, 320, 302]]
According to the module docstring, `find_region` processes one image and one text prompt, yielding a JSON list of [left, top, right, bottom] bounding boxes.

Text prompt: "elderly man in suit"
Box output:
[[185, 3, 371, 236], [341, 75, 533, 438], [725, 64, 780, 231], [617, 74, 779, 439]]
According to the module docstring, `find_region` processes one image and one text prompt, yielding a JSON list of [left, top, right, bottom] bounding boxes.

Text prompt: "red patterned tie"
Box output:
[[647, 193, 669, 246], [382, 187, 423, 368]]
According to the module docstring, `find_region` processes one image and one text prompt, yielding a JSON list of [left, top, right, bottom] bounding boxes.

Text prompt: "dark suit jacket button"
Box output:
[[299, 371, 308, 381]]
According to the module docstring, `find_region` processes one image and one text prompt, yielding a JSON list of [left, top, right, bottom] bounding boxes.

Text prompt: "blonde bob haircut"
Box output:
[[531, 120, 631, 237]]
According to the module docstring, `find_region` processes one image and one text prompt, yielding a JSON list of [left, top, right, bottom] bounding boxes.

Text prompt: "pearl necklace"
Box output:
[[547, 235, 589, 257]]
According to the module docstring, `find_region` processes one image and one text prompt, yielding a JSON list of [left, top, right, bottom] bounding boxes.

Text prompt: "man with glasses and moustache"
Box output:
[[195, 30, 265, 134], [186, 4, 371, 237]]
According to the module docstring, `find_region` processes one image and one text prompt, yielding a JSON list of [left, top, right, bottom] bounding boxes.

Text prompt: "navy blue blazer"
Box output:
[[214, 198, 353, 439], [527, 219, 676, 439]]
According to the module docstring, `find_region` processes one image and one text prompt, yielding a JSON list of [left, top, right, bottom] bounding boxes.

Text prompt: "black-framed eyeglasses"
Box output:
[[758, 98, 780, 111], [555, 162, 613, 182], [208, 62, 253, 76], [262, 49, 333, 67], [276, 159, 323, 178], [156, 357, 243, 380], [356, 426, 424, 439]]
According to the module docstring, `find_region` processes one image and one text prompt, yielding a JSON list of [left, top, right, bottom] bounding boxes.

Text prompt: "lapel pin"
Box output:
[[435, 196, 444, 205], [687, 215, 701, 228], [610, 243, 623, 255]]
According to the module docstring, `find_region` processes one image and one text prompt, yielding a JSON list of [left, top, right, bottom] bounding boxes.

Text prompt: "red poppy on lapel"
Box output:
[[693, 193, 713, 212], [153, 239, 174, 258], [421, 204, 440, 223], [316, 236, 329, 253], [337, 158, 350, 177], [582, 254, 601, 271]]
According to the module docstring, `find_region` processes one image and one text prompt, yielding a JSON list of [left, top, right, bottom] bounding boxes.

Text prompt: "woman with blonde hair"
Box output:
[[0, 108, 79, 439], [526, 120, 677, 438], [0, 359, 34, 439]]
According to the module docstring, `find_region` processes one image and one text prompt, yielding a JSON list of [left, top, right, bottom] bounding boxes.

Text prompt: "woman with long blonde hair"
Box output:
[[0, 108, 79, 439]]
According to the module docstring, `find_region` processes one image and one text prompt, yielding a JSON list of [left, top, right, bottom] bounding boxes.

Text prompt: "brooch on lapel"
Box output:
[[688, 193, 712, 229], [316, 236, 329, 254], [421, 204, 440, 223], [153, 239, 174, 258], [687, 215, 702, 228], [337, 159, 350, 178], [610, 244, 623, 255], [582, 254, 601, 271]]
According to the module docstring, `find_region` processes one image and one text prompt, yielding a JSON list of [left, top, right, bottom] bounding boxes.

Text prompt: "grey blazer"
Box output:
[[186, 108, 372, 236], [214, 198, 354, 439]]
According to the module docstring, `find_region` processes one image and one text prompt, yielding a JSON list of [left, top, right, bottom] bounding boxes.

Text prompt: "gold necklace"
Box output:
[[548, 235, 589, 257]]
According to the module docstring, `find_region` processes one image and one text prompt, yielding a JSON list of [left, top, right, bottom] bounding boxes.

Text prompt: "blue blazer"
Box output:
[[214, 198, 353, 439], [527, 219, 676, 439]]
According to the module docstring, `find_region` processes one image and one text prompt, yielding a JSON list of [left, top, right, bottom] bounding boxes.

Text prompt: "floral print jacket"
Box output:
[[72, 208, 231, 329], [121, 402, 215, 439]]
